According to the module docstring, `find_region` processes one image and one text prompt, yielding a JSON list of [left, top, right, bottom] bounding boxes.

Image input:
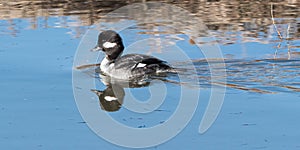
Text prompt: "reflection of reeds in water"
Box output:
[[224, 59, 300, 94], [0, 0, 300, 42], [0, 0, 131, 37]]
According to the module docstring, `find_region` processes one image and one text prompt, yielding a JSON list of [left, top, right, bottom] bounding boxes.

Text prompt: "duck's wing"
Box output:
[[114, 54, 167, 71]]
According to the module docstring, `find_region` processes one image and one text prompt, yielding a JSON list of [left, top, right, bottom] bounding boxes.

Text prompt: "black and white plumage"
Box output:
[[92, 30, 174, 79]]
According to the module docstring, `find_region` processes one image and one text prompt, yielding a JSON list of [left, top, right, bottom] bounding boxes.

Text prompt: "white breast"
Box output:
[[100, 57, 114, 74], [99, 57, 132, 79]]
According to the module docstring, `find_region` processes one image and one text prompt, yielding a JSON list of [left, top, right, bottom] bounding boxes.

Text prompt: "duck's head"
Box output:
[[92, 30, 124, 60], [91, 84, 125, 112]]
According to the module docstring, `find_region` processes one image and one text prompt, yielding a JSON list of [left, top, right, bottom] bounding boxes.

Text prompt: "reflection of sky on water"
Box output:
[[1, 12, 300, 150]]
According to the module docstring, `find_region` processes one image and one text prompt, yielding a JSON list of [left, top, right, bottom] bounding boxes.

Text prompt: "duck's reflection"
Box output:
[[91, 84, 124, 112], [91, 74, 152, 112]]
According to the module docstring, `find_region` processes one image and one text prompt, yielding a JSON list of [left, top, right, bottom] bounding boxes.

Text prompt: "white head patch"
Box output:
[[104, 96, 118, 101], [103, 42, 117, 48]]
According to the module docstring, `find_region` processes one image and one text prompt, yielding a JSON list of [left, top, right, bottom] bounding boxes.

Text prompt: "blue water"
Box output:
[[1, 16, 300, 150]]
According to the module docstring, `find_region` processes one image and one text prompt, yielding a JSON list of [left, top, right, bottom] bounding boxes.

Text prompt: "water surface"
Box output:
[[1, 1, 300, 150]]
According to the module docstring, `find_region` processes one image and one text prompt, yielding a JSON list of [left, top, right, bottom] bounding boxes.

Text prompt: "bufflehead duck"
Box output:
[[91, 84, 124, 112], [92, 30, 174, 80]]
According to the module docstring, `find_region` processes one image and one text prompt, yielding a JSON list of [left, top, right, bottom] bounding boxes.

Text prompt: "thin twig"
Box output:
[[287, 23, 291, 60], [75, 63, 100, 70], [212, 82, 275, 94], [271, 3, 283, 40], [271, 3, 283, 60], [287, 23, 290, 39], [273, 42, 281, 59]]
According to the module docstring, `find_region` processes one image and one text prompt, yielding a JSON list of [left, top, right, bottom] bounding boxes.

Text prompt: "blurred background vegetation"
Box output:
[[0, 0, 299, 42]]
